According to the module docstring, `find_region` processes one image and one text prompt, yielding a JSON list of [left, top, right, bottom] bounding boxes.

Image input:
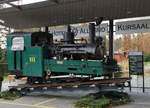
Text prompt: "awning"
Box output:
[[0, 0, 150, 29]]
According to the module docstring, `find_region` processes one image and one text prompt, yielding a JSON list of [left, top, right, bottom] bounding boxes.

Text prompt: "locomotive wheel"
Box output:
[[27, 77, 36, 84]]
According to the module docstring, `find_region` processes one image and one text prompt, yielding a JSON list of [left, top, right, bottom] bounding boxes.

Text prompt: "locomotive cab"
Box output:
[[7, 32, 51, 78]]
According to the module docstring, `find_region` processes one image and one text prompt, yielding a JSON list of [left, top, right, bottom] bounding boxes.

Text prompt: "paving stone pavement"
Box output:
[[0, 90, 150, 108]]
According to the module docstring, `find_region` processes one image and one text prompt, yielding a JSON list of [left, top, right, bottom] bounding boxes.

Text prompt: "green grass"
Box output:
[[74, 91, 132, 108], [144, 62, 150, 66]]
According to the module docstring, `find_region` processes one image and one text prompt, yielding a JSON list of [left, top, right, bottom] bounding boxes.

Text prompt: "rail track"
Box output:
[[9, 78, 130, 90]]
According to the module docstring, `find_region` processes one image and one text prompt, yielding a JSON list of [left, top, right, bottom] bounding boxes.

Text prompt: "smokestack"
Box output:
[[89, 23, 95, 44], [63, 25, 74, 44]]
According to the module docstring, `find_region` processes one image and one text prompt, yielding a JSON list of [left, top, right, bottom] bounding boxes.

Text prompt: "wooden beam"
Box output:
[[7, 2, 22, 10], [47, 0, 58, 4]]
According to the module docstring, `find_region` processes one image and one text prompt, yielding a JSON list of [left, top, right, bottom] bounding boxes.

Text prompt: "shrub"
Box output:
[[74, 91, 132, 108], [0, 64, 9, 76], [144, 53, 150, 62], [0, 90, 22, 100]]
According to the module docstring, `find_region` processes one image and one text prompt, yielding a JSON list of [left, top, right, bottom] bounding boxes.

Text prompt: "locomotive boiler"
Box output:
[[6, 23, 118, 84]]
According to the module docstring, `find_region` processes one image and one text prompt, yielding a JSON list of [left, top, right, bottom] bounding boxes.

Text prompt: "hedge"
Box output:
[[0, 64, 9, 77], [144, 53, 150, 62], [74, 91, 132, 108]]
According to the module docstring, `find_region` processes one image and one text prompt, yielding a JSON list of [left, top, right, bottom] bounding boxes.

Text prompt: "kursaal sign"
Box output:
[[116, 19, 150, 34], [51, 19, 150, 36]]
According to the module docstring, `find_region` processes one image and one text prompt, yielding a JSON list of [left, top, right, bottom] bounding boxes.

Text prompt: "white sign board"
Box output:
[[11, 37, 24, 51], [116, 19, 150, 34], [51, 23, 108, 38], [50, 19, 150, 37]]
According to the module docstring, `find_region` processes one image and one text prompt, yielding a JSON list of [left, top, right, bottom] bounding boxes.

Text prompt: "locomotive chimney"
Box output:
[[89, 23, 95, 44], [64, 25, 74, 44]]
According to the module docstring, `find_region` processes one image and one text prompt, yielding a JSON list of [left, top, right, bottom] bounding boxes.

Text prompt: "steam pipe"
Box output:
[[45, 26, 49, 33], [109, 19, 114, 60]]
